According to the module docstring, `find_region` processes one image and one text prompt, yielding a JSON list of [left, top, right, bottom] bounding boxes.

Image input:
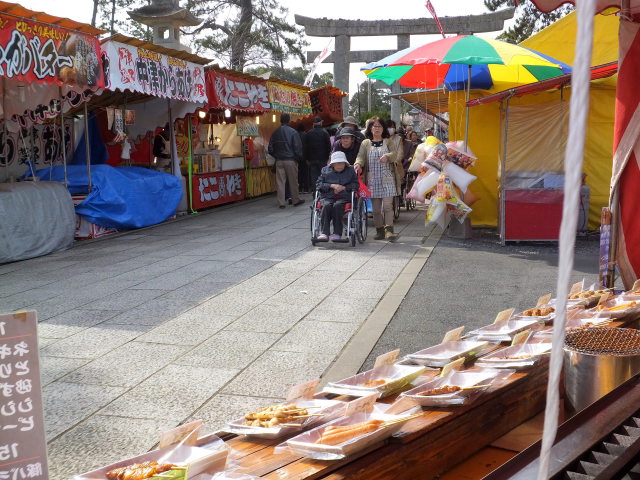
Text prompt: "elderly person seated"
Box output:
[[315, 151, 359, 242]]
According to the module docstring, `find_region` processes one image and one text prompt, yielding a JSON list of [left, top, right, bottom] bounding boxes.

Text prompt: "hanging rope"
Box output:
[[537, 0, 595, 478]]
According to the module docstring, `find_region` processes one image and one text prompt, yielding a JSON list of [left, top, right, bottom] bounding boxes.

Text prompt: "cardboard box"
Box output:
[[71, 195, 118, 239]]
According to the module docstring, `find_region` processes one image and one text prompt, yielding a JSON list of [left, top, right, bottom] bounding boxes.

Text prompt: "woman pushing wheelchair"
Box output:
[[315, 151, 359, 242]]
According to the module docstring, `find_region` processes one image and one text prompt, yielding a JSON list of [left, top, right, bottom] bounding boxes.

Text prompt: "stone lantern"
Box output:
[[128, 0, 202, 53]]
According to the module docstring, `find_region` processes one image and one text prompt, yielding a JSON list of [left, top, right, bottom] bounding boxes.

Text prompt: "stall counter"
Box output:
[[190, 170, 246, 210]]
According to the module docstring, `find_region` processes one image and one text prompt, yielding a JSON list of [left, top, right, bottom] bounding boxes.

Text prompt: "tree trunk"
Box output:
[[91, 0, 99, 27], [110, 0, 116, 35], [230, 0, 253, 71]]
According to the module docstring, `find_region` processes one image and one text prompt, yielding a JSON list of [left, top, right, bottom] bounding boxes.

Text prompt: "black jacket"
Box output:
[[316, 164, 359, 202], [268, 124, 303, 161], [331, 138, 361, 165], [303, 126, 331, 165]]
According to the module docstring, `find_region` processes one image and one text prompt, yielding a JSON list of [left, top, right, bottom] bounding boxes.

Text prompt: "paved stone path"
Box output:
[[0, 195, 428, 480]]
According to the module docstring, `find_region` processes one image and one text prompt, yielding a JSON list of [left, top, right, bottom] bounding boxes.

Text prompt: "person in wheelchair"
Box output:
[[315, 151, 359, 242]]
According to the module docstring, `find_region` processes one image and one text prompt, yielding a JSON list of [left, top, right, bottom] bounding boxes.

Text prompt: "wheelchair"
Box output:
[[392, 171, 417, 219], [310, 190, 368, 247]]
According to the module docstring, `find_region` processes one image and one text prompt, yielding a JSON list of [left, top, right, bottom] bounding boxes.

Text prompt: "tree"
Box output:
[[348, 82, 390, 122], [185, 0, 308, 71], [484, 0, 574, 44], [93, 0, 151, 40], [245, 66, 333, 88]]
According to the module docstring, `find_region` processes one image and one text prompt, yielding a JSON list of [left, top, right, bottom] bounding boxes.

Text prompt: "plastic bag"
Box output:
[[424, 143, 448, 171], [435, 174, 454, 202], [445, 141, 477, 170], [442, 161, 476, 193], [358, 173, 371, 199], [426, 200, 448, 230], [413, 169, 439, 198]]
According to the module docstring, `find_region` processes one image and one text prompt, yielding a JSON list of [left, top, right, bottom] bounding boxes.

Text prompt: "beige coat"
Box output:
[[355, 138, 402, 193]]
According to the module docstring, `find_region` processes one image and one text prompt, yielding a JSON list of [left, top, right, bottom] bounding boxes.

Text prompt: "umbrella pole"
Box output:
[[59, 88, 68, 188], [84, 102, 92, 194], [464, 64, 471, 150]]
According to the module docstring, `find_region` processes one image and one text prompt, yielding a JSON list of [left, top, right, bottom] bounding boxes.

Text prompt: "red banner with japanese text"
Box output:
[[309, 86, 344, 122], [206, 71, 271, 112], [0, 13, 103, 88], [191, 170, 246, 210]]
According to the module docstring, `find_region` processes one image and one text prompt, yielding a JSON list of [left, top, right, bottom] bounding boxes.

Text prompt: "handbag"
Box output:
[[358, 172, 371, 198]]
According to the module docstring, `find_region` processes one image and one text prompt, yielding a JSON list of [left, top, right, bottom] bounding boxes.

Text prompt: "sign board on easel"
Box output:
[[0, 311, 48, 480]]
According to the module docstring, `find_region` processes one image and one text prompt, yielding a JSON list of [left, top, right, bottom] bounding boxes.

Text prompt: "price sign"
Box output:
[[536, 294, 552, 307], [386, 397, 419, 415], [570, 280, 585, 295], [0, 311, 48, 480], [440, 358, 465, 377], [286, 379, 320, 401], [159, 419, 202, 449], [597, 291, 611, 306], [511, 329, 532, 346], [494, 308, 515, 324], [442, 327, 464, 343], [345, 393, 377, 417], [374, 349, 399, 369]]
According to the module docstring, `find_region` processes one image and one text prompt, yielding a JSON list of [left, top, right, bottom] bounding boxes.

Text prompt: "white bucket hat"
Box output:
[[329, 151, 348, 165]]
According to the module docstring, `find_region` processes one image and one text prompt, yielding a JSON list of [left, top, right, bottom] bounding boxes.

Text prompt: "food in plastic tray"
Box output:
[[516, 306, 556, 325], [224, 399, 344, 439], [591, 300, 640, 318], [401, 368, 512, 407], [75, 445, 228, 480], [274, 405, 421, 460], [406, 340, 489, 367], [468, 318, 540, 342], [475, 343, 551, 369], [323, 364, 426, 398]]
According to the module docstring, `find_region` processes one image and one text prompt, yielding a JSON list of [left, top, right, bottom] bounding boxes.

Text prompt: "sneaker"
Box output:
[[279, 205, 286, 209], [293, 199, 305, 206], [316, 234, 329, 242], [330, 234, 341, 242]]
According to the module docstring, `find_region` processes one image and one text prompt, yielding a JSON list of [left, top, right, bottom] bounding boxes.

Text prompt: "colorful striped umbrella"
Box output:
[[361, 35, 572, 91]]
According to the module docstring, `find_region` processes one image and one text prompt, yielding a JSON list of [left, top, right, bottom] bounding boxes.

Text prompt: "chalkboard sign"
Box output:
[[0, 311, 48, 480]]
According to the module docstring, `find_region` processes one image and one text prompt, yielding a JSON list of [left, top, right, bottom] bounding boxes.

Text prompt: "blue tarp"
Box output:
[[32, 165, 182, 229]]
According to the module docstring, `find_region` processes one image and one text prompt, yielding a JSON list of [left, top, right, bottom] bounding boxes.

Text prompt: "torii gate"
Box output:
[[296, 9, 515, 122]]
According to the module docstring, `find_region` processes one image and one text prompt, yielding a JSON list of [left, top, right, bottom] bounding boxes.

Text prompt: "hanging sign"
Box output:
[[236, 117, 259, 137], [0, 14, 103, 88], [191, 170, 246, 210], [309, 86, 344, 120], [101, 41, 207, 103], [267, 82, 312, 114], [206, 71, 270, 112]]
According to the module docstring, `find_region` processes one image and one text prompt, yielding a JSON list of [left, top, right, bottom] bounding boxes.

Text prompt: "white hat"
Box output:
[[329, 151, 348, 165]]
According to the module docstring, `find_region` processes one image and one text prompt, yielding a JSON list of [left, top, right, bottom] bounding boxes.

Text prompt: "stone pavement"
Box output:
[[0, 194, 431, 480]]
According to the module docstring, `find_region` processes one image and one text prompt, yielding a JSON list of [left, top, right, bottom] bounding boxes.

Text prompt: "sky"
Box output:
[[16, 0, 514, 95]]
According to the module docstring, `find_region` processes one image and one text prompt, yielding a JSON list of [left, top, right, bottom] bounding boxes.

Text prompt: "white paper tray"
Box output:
[[323, 365, 426, 398], [588, 299, 640, 319], [475, 343, 551, 369], [224, 398, 344, 439], [468, 318, 540, 342], [400, 368, 511, 407], [405, 340, 489, 367], [75, 445, 228, 480], [275, 406, 420, 460]]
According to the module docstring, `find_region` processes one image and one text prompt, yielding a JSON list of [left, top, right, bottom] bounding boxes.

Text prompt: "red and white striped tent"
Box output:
[[532, 0, 640, 288]]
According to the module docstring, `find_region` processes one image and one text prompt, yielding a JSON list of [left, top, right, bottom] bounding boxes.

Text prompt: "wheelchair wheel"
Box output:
[[406, 196, 416, 211], [393, 196, 400, 220], [350, 231, 356, 247], [310, 203, 322, 245], [357, 198, 368, 243]]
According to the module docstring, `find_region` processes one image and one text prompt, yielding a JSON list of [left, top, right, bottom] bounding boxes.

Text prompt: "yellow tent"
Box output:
[[449, 11, 618, 229]]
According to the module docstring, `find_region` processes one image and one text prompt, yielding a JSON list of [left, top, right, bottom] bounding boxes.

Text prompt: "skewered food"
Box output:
[[522, 307, 554, 317], [316, 419, 385, 445], [106, 462, 176, 480], [416, 385, 461, 396], [244, 404, 310, 428], [595, 301, 637, 312], [362, 378, 387, 388]]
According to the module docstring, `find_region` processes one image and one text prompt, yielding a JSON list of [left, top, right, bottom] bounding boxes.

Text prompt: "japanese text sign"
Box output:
[[0, 311, 48, 480], [0, 14, 103, 88], [207, 71, 270, 112], [286, 379, 319, 402], [267, 82, 311, 115], [191, 171, 246, 210], [102, 41, 207, 103], [236, 117, 259, 137], [309, 87, 344, 120]]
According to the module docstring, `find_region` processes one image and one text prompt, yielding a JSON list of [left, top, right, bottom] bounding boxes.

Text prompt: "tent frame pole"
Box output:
[[59, 88, 68, 187], [500, 95, 512, 246], [464, 65, 471, 150], [84, 103, 92, 194]]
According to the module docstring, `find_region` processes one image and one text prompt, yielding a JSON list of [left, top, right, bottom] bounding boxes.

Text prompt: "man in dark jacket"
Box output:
[[315, 151, 359, 242], [303, 117, 331, 190], [268, 113, 304, 208], [331, 127, 361, 165]]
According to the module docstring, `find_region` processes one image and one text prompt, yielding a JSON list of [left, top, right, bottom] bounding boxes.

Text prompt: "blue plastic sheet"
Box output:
[[32, 165, 182, 229]]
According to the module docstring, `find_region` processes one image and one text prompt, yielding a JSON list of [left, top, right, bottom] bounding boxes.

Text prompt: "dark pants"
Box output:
[[309, 162, 323, 192], [299, 159, 310, 193], [321, 198, 347, 236]]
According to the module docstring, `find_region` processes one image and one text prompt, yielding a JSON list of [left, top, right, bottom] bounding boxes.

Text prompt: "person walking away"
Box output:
[[331, 127, 361, 165], [337, 115, 365, 143], [268, 113, 305, 209], [303, 116, 331, 191], [153, 124, 172, 173], [296, 123, 310, 193], [403, 131, 420, 172], [315, 151, 359, 242], [354, 117, 399, 241]]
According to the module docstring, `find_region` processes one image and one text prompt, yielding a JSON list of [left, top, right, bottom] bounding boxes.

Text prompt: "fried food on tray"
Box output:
[[316, 419, 385, 445], [106, 462, 176, 480], [569, 289, 610, 300], [416, 385, 462, 396], [362, 378, 387, 388], [595, 301, 637, 312], [522, 307, 555, 317], [243, 404, 309, 428]]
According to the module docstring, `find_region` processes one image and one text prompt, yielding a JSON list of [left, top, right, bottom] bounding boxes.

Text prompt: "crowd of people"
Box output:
[[267, 113, 430, 241]]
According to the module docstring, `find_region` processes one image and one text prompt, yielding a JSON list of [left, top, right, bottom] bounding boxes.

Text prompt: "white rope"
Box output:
[[536, 0, 595, 478]]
